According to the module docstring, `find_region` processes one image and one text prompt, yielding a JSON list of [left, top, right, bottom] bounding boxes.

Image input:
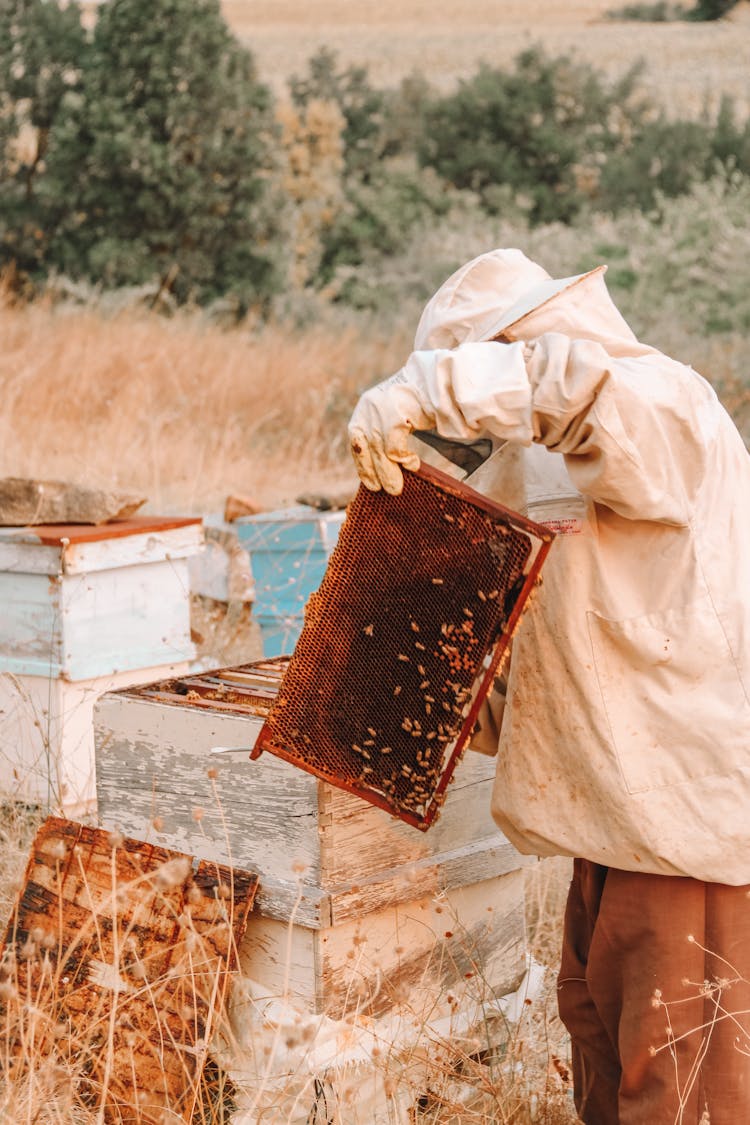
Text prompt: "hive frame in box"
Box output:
[[251, 462, 555, 830]]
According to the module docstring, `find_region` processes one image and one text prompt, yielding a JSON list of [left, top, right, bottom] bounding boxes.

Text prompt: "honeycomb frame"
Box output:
[[253, 462, 555, 829]]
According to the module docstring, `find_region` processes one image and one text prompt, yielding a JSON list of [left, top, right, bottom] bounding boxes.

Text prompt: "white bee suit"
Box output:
[[348, 249, 750, 883]]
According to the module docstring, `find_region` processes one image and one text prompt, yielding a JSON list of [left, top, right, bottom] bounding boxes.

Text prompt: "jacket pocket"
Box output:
[[587, 595, 750, 794]]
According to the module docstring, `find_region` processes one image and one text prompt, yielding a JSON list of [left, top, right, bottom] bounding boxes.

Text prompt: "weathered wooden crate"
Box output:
[[94, 661, 532, 1120], [95, 662, 530, 1008], [0, 816, 258, 1124], [0, 516, 204, 813], [96, 661, 532, 1120]]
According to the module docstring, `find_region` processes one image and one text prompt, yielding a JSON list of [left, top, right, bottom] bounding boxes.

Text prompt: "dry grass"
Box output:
[[0, 295, 410, 514], [223, 0, 750, 118], [2, 285, 747, 522], [0, 801, 576, 1124]]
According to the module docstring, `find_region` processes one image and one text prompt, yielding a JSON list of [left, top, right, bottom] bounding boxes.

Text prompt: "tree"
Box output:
[[42, 0, 283, 307], [685, 0, 738, 18], [0, 0, 88, 278]]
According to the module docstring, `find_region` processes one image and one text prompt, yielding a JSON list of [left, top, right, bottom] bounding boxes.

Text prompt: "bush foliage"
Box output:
[[0, 0, 748, 320]]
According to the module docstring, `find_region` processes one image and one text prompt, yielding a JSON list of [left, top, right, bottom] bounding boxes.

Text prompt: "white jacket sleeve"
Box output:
[[348, 341, 531, 494], [523, 332, 715, 525], [349, 334, 717, 521]]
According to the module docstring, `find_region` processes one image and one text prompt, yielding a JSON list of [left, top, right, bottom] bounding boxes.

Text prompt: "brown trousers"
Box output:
[[557, 860, 750, 1125]]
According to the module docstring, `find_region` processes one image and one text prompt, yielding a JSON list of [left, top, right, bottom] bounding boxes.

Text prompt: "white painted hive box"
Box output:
[[0, 516, 204, 814], [0, 516, 203, 679], [94, 661, 531, 1023]]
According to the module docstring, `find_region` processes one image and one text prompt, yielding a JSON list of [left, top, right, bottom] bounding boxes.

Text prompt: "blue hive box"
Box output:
[[236, 505, 347, 656]]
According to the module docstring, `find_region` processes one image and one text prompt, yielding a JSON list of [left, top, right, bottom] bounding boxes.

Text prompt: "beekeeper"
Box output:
[[347, 248, 750, 1125]]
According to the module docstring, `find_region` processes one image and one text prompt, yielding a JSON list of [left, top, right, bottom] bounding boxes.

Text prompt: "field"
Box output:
[[1, 1, 750, 1120], [224, 0, 750, 117]]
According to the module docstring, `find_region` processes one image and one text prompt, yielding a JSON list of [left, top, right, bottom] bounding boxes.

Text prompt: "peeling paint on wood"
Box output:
[[94, 662, 530, 1048], [0, 519, 202, 680], [234, 871, 527, 1021], [95, 691, 530, 929], [0, 816, 257, 1123], [0, 662, 195, 815]]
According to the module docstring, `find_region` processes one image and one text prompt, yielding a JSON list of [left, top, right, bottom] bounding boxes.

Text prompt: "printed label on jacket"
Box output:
[[539, 517, 583, 535]]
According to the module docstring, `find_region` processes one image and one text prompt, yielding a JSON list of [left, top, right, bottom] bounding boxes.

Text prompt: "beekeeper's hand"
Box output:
[[348, 341, 531, 494], [348, 368, 432, 494]]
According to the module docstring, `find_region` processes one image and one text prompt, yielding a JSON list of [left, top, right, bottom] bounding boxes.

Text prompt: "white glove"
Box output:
[[348, 340, 532, 495], [348, 368, 432, 494]]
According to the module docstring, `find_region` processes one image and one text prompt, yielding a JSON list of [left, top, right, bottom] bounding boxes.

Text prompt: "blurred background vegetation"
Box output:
[[2, 0, 749, 319], [0, 0, 748, 509]]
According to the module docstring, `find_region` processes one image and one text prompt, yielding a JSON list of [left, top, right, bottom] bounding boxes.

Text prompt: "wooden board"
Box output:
[[0, 661, 194, 815], [95, 692, 326, 925], [234, 870, 527, 1021], [0, 817, 258, 1124], [95, 691, 531, 928]]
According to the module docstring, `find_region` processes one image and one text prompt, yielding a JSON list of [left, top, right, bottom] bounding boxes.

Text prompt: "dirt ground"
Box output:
[[223, 0, 750, 118]]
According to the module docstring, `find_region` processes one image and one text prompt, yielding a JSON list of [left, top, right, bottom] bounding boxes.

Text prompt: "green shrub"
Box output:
[[684, 0, 739, 19], [0, 0, 88, 277], [596, 116, 713, 210], [606, 0, 737, 19], [416, 48, 651, 224], [605, 1, 687, 19], [316, 159, 456, 298]]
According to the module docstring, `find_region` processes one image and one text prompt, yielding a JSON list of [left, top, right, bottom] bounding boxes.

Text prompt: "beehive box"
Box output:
[[234, 506, 345, 656], [94, 661, 530, 1024], [0, 516, 204, 813]]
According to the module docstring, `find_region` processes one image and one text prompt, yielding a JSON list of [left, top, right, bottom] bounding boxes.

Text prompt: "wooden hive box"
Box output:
[[0, 516, 204, 813], [234, 506, 346, 656], [94, 661, 531, 1027]]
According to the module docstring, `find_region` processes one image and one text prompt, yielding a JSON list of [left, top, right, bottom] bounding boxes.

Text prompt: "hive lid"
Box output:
[[252, 462, 555, 830], [0, 516, 204, 576], [0, 515, 201, 547]]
